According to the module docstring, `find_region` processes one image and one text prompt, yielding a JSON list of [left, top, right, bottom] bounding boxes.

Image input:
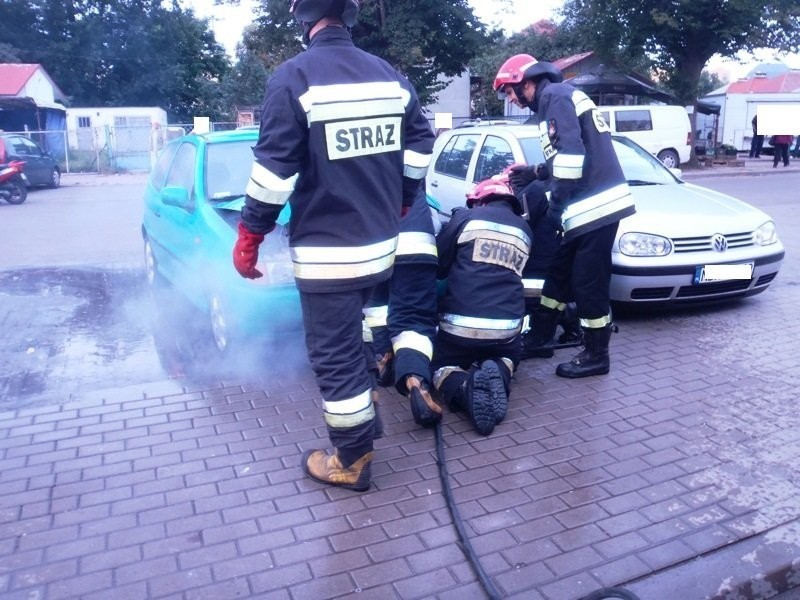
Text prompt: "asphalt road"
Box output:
[[0, 170, 797, 411]]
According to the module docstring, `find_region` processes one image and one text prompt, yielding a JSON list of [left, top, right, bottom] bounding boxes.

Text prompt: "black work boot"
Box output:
[[521, 306, 561, 359], [466, 361, 508, 436], [557, 303, 583, 346], [301, 448, 373, 492], [556, 325, 612, 378], [406, 375, 442, 428]]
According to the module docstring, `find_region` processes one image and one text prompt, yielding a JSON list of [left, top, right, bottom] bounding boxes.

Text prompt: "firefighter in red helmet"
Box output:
[[431, 173, 532, 436], [493, 54, 635, 378], [233, 0, 435, 491]]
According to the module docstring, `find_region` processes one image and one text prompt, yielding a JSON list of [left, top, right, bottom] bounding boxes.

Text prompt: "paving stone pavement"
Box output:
[[1, 161, 799, 599]]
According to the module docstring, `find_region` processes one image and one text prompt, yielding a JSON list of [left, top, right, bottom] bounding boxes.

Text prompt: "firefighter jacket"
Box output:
[[436, 202, 533, 343], [518, 179, 556, 299], [363, 188, 437, 333], [533, 79, 636, 241], [241, 26, 435, 293]]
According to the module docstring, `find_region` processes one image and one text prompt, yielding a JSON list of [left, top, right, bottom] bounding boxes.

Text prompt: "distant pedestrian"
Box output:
[[772, 135, 792, 167], [749, 115, 764, 158]]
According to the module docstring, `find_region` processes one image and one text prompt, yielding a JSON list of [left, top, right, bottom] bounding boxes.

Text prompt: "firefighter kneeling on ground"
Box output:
[[363, 186, 441, 430], [431, 175, 532, 436]]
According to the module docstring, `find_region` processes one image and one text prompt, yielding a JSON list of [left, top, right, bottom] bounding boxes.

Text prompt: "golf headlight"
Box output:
[[619, 232, 672, 256], [753, 221, 777, 246]]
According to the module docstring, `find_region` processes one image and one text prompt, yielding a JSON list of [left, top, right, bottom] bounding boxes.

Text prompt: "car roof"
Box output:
[[440, 124, 541, 138], [173, 129, 259, 146]]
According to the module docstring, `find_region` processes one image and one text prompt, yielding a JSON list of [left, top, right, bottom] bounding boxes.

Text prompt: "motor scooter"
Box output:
[[0, 160, 28, 204]]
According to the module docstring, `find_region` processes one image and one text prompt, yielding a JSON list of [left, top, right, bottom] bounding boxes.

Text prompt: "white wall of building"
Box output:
[[20, 69, 58, 105], [702, 92, 800, 150], [424, 71, 472, 128]]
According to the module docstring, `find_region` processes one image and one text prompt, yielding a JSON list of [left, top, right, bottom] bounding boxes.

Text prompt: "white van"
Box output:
[[599, 105, 691, 168]]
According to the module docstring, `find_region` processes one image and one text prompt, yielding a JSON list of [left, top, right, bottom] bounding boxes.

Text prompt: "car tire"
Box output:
[[4, 180, 27, 204], [657, 149, 680, 169], [48, 168, 61, 189]]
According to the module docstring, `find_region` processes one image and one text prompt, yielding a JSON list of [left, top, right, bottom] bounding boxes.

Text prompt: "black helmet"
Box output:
[[290, 0, 359, 27], [522, 60, 564, 84]]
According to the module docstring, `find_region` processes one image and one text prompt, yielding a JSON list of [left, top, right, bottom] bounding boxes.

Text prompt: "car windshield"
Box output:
[[205, 140, 255, 201], [611, 136, 679, 185]]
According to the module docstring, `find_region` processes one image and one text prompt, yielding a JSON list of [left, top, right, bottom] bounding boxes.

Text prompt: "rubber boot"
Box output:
[[406, 375, 442, 428], [301, 448, 373, 492], [556, 325, 612, 378], [557, 303, 583, 346], [521, 305, 561, 359], [466, 361, 508, 436]]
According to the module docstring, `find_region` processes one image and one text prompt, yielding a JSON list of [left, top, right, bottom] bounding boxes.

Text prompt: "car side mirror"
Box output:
[[160, 186, 193, 210]]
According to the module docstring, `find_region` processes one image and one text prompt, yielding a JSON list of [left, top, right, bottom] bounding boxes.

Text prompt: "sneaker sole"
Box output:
[[470, 361, 508, 435]]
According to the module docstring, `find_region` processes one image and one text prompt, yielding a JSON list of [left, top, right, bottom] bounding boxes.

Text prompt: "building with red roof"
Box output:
[[701, 68, 800, 150]]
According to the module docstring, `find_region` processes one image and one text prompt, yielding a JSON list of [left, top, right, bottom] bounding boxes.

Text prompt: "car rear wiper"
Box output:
[[627, 179, 660, 186]]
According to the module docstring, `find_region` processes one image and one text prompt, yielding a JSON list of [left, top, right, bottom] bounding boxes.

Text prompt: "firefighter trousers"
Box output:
[[541, 221, 619, 322], [299, 288, 376, 465]]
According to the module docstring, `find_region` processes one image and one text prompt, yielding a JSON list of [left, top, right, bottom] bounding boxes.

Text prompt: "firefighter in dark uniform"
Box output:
[[364, 186, 441, 428], [233, 0, 435, 491], [511, 166, 582, 355], [493, 54, 635, 378], [432, 176, 532, 436]]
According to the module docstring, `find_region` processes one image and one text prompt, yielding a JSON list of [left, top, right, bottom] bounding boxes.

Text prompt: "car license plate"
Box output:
[[693, 262, 754, 284]]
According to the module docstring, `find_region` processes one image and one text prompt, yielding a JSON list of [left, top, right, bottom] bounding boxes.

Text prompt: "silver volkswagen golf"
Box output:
[[427, 124, 784, 306]]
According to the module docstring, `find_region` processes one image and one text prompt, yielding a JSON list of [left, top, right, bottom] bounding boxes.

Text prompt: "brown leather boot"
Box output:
[[371, 390, 384, 439], [375, 351, 394, 387], [406, 375, 442, 428], [301, 449, 373, 492]]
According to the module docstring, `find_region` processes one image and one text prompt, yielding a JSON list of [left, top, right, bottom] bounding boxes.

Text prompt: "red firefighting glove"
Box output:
[[233, 222, 265, 279]]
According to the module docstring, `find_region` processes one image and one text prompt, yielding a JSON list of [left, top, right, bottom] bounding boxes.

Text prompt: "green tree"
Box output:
[[468, 22, 593, 117], [559, 0, 800, 157], [698, 69, 725, 97], [0, 0, 231, 122], [243, 0, 487, 106]]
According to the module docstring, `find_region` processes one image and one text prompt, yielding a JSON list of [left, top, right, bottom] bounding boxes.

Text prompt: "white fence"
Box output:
[[5, 117, 508, 173]]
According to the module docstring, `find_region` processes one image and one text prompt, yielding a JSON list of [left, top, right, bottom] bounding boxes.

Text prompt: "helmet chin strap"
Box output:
[[301, 20, 318, 44]]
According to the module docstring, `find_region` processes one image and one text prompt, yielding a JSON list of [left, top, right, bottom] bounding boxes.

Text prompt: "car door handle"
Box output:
[[429, 181, 438, 187]]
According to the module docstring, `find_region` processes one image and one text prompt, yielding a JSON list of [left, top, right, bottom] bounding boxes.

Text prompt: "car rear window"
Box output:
[[205, 140, 257, 200], [433, 134, 479, 179], [474, 135, 515, 182]]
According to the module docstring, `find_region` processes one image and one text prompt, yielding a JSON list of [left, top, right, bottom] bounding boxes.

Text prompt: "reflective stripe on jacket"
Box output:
[[535, 81, 635, 241], [242, 27, 435, 292]]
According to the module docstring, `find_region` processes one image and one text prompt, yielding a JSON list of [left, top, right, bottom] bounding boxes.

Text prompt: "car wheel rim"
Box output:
[[52, 170, 60, 187], [209, 295, 228, 353]]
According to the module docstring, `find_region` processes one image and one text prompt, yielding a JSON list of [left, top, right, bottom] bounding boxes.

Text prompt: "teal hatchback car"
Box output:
[[142, 128, 302, 353]]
